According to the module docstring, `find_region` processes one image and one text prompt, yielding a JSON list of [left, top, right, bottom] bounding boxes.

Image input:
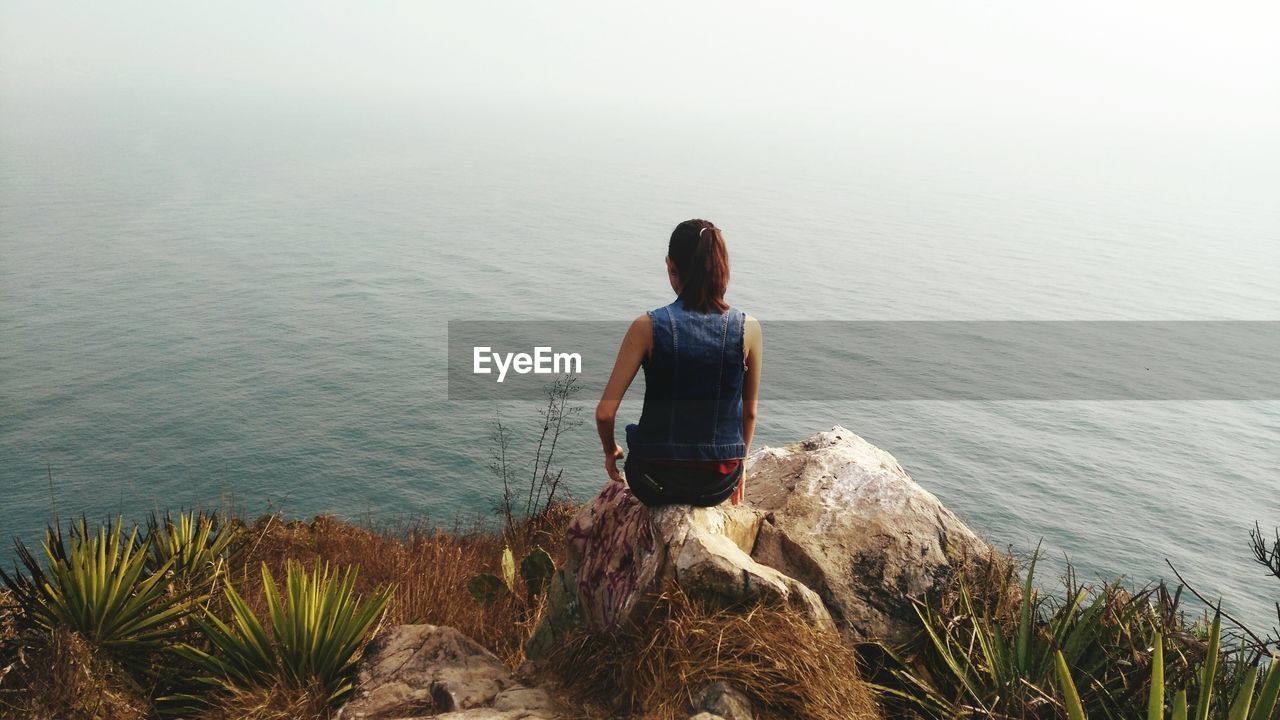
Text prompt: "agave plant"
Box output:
[[146, 510, 238, 588], [1055, 611, 1280, 720], [880, 547, 1181, 718], [0, 517, 196, 660], [179, 560, 393, 703]]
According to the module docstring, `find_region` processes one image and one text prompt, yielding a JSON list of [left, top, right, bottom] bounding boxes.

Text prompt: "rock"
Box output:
[[530, 426, 994, 656], [746, 426, 994, 644], [338, 625, 562, 720], [656, 503, 833, 629], [527, 478, 834, 659], [693, 682, 753, 720]]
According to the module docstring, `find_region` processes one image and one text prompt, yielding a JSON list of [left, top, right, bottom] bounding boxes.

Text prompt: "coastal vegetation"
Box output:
[[1, 397, 1275, 719], [0, 507, 575, 719], [0, 505, 1276, 719], [873, 550, 1279, 719]]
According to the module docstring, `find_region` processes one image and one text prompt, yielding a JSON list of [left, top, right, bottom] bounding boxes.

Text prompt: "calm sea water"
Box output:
[[2, 92, 1277, 629]]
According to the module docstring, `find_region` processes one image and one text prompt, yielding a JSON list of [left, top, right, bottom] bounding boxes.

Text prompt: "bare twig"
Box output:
[[543, 468, 565, 511], [532, 375, 582, 515], [488, 373, 583, 531], [1250, 522, 1280, 581], [488, 413, 516, 535], [1164, 559, 1272, 652], [526, 379, 558, 518]]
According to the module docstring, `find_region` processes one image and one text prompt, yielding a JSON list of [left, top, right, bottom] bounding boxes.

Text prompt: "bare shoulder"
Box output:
[[743, 314, 762, 361], [624, 313, 653, 353], [628, 313, 652, 338]]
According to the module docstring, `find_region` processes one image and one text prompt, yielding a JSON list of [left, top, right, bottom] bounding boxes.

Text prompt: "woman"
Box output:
[[594, 219, 762, 507]]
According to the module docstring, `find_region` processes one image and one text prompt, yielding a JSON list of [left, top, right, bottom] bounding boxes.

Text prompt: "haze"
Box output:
[[2, 1, 1278, 138]]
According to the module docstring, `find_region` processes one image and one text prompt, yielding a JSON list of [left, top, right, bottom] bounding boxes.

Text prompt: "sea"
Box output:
[[2, 90, 1277, 630]]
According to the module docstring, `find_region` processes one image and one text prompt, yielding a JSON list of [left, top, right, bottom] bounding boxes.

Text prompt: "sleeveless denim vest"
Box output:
[[625, 296, 747, 461]]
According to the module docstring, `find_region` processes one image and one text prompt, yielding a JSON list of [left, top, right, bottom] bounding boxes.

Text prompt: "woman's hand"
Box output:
[[596, 315, 649, 486], [729, 473, 745, 505], [604, 444, 626, 483]]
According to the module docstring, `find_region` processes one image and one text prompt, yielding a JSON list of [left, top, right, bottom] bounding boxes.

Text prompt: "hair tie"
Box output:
[[699, 226, 714, 237]]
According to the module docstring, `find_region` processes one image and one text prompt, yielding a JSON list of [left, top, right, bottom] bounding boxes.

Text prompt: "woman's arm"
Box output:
[[595, 314, 651, 482], [732, 315, 763, 504]]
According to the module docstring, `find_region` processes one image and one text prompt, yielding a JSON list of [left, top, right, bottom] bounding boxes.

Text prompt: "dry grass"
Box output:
[[541, 586, 884, 720], [0, 627, 150, 720], [929, 547, 1023, 632], [0, 588, 12, 646], [223, 503, 577, 668], [189, 680, 335, 720]]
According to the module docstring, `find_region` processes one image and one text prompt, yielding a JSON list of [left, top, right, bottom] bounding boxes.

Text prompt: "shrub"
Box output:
[[0, 518, 197, 664], [879, 548, 1196, 719], [146, 510, 239, 588], [179, 560, 392, 705], [468, 543, 556, 604], [228, 506, 575, 667], [1054, 612, 1280, 720]]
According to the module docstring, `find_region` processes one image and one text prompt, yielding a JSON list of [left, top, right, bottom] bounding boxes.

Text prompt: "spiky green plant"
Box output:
[[178, 560, 392, 704], [0, 517, 196, 661], [880, 548, 1182, 719], [146, 510, 239, 587], [1055, 613, 1280, 720]]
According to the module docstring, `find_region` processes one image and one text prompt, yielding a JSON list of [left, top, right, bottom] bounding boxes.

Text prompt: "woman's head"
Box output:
[[667, 219, 730, 313]]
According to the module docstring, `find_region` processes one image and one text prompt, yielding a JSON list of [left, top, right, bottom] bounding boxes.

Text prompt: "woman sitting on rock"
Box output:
[[594, 219, 763, 507]]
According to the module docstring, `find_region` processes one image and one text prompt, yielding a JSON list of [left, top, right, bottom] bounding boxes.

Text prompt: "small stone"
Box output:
[[693, 682, 753, 720]]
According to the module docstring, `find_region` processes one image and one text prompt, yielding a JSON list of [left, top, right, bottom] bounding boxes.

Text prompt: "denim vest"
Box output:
[[625, 296, 747, 461]]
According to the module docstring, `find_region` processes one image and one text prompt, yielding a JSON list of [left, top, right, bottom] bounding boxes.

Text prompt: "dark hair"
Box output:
[[668, 219, 730, 313]]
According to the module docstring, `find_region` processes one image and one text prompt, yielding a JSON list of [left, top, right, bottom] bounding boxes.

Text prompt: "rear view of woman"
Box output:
[[594, 219, 762, 507]]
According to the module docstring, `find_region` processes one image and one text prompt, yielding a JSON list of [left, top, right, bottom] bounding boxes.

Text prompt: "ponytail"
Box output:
[[668, 219, 730, 313]]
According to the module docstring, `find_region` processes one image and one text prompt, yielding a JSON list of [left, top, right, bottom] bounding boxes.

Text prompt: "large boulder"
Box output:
[[338, 625, 563, 720], [745, 426, 993, 644], [530, 426, 993, 655], [527, 475, 833, 660]]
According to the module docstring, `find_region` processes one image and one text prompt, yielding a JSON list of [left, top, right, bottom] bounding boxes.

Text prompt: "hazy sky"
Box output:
[[2, 1, 1278, 134]]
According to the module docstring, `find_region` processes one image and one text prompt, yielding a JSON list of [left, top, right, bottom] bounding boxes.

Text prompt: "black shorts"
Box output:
[[623, 457, 742, 508]]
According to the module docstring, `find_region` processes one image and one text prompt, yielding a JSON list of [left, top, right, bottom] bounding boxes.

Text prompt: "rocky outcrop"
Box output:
[[530, 426, 993, 654], [526, 478, 832, 659], [746, 426, 992, 643], [338, 625, 563, 720]]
